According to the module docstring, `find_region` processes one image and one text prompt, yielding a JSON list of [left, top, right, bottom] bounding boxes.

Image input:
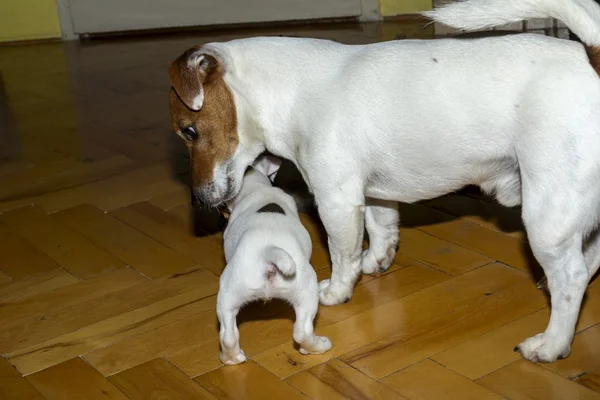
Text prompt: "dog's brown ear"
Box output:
[[169, 47, 219, 111]]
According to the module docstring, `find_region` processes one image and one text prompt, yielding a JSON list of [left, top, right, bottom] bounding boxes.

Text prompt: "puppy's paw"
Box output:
[[514, 333, 571, 363], [319, 279, 352, 306], [220, 349, 247, 366], [299, 336, 332, 355]]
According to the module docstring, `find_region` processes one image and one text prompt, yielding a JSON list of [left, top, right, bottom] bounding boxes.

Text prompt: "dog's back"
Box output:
[[221, 167, 313, 303]]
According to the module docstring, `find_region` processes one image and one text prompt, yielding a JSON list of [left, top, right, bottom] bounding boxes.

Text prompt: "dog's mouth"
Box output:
[[193, 163, 239, 209]]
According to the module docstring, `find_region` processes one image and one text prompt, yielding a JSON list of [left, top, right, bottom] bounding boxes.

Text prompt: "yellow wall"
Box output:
[[0, 0, 62, 42], [381, 0, 432, 16]]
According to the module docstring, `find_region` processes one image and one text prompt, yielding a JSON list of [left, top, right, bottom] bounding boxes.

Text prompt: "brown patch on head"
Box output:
[[169, 47, 238, 191], [585, 45, 600, 76]]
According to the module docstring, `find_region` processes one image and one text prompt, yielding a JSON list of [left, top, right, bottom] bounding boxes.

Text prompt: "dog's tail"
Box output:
[[264, 246, 296, 277], [423, 0, 600, 47]]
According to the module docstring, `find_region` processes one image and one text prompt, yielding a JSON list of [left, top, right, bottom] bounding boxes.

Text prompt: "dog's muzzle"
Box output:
[[191, 183, 233, 208]]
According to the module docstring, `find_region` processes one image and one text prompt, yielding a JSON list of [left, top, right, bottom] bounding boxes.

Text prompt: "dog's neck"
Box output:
[[214, 37, 346, 162]]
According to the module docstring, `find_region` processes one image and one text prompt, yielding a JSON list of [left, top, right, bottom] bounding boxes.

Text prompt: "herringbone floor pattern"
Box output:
[[1, 20, 599, 399]]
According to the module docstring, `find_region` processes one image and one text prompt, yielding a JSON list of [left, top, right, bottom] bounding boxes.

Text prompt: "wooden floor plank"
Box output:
[[36, 161, 188, 214], [109, 358, 217, 400], [425, 194, 524, 239], [83, 123, 171, 164], [341, 263, 546, 380], [0, 269, 78, 305], [194, 361, 307, 400], [168, 264, 448, 378], [0, 155, 133, 202], [399, 228, 493, 275], [0, 268, 146, 353], [252, 263, 544, 379], [381, 359, 503, 400], [432, 278, 600, 380], [0, 205, 126, 279], [542, 323, 600, 380], [93, 177, 185, 212], [399, 203, 533, 271], [111, 202, 225, 275], [286, 359, 406, 400], [52, 204, 196, 278], [0, 157, 86, 200], [477, 360, 600, 400], [0, 159, 34, 178], [166, 202, 225, 237], [579, 371, 600, 394], [0, 358, 45, 400], [8, 276, 218, 375], [0, 223, 60, 280], [432, 309, 548, 380], [146, 184, 189, 211], [1, 267, 214, 360], [0, 270, 12, 287], [27, 357, 128, 400], [83, 300, 218, 377]]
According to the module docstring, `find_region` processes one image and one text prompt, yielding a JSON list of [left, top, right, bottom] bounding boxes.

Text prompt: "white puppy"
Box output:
[[216, 155, 332, 365], [170, 0, 600, 363]]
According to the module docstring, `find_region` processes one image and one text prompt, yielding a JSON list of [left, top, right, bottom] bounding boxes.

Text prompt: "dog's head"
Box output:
[[169, 45, 260, 208]]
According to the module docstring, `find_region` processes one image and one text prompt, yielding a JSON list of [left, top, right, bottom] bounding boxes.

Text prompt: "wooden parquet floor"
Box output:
[[1, 20, 599, 400]]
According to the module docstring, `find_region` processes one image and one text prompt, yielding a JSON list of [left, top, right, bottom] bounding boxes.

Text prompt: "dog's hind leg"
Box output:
[[584, 229, 600, 278], [361, 198, 399, 275], [293, 289, 332, 355], [217, 300, 246, 366], [515, 178, 592, 362]]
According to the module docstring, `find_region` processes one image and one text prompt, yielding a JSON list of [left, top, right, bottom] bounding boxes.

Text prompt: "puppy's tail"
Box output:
[[423, 0, 600, 47], [264, 246, 296, 277]]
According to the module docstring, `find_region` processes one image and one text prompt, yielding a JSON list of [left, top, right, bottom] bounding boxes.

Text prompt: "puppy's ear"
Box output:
[[253, 155, 283, 182], [169, 46, 220, 111]]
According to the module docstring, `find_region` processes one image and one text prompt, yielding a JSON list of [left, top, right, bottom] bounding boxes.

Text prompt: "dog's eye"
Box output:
[[181, 126, 198, 141]]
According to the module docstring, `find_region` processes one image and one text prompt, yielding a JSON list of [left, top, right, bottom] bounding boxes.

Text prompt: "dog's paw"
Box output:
[[219, 349, 247, 366], [299, 336, 332, 355], [360, 248, 395, 275], [318, 279, 352, 306], [514, 333, 571, 363]]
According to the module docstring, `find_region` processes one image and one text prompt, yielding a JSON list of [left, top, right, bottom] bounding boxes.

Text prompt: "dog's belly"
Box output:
[[365, 156, 521, 206], [365, 171, 471, 203]]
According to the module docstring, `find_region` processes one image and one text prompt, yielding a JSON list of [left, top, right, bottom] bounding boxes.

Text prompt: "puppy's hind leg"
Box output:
[[361, 198, 399, 275], [217, 296, 246, 365], [293, 278, 332, 355]]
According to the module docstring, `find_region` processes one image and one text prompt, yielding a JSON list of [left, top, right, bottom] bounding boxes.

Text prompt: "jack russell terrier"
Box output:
[[169, 0, 600, 363], [216, 155, 331, 365]]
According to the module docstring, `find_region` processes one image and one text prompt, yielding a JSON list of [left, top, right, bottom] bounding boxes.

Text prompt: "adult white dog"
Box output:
[[169, 0, 600, 363]]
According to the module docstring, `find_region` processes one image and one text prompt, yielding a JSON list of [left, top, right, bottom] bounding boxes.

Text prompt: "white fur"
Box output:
[[193, 0, 600, 363], [423, 0, 600, 47], [217, 156, 332, 365]]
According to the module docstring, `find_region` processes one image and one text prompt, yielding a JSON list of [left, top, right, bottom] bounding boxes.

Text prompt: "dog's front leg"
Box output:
[[316, 192, 365, 306]]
